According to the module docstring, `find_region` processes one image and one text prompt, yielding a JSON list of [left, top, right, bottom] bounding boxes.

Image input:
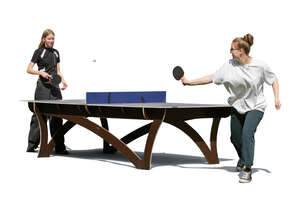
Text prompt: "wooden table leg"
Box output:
[[165, 118, 222, 164], [140, 120, 163, 169], [209, 118, 221, 164], [34, 104, 50, 157]]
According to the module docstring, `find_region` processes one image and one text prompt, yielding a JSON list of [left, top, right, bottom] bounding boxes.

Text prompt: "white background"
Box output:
[[1, 0, 299, 199]]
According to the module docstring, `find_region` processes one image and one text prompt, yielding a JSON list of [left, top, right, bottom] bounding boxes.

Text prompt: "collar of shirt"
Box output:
[[231, 59, 253, 68], [42, 46, 54, 53]]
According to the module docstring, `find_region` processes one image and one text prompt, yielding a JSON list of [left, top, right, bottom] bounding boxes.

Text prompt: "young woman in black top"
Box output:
[[26, 29, 68, 154]]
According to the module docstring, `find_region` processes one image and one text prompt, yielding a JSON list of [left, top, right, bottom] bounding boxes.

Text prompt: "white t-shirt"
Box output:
[[212, 58, 276, 114]]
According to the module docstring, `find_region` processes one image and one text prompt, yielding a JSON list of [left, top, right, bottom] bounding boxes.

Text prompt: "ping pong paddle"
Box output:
[[173, 66, 184, 80], [50, 74, 62, 85], [42, 74, 61, 86]]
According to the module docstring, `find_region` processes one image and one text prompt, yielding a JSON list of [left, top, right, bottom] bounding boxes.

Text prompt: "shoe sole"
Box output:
[[239, 178, 252, 183]]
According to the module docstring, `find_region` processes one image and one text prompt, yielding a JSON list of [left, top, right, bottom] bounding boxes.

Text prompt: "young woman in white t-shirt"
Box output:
[[181, 34, 281, 183]]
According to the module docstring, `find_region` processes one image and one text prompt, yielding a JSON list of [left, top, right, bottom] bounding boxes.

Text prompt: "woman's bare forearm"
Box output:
[[272, 77, 279, 99], [182, 75, 213, 86], [26, 62, 41, 76]]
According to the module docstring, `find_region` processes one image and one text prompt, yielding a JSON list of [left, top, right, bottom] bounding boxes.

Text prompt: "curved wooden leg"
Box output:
[[33, 104, 165, 170], [102, 122, 152, 154], [44, 118, 153, 156], [102, 122, 153, 154], [98, 121, 160, 169], [45, 113, 164, 169], [210, 118, 221, 163], [34, 104, 50, 157], [165, 118, 222, 164], [51, 114, 143, 168], [121, 123, 152, 144], [140, 120, 163, 169]]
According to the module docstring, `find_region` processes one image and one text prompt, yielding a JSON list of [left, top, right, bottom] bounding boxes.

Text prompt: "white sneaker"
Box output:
[[239, 168, 252, 183]]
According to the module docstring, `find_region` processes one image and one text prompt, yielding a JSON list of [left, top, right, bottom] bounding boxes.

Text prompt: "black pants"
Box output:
[[27, 80, 66, 151]]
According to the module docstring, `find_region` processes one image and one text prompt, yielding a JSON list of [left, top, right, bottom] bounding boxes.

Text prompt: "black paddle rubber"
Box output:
[[51, 74, 62, 85], [173, 66, 184, 80]]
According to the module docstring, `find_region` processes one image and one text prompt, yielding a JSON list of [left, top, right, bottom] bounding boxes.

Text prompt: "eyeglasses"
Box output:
[[230, 48, 240, 52]]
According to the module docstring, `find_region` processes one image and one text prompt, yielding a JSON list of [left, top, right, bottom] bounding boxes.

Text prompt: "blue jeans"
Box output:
[[230, 108, 264, 166]]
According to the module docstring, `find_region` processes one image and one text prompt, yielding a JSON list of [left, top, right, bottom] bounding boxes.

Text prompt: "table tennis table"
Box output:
[[26, 99, 232, 169]]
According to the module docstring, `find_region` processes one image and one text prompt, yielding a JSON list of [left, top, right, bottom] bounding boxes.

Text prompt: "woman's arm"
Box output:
[[26, 62, 51, 79], [181, 75, 213, 86], [57, 63, 68, 90], [272, 77, 281, 110]]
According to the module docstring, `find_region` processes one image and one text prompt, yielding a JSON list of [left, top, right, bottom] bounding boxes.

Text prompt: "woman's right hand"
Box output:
[[181, 77, 190, 86], [39, 72, 52, 80]]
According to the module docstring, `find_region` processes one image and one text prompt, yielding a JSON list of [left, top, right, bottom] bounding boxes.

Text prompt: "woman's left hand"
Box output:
[[61, 81, 68, 90]]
